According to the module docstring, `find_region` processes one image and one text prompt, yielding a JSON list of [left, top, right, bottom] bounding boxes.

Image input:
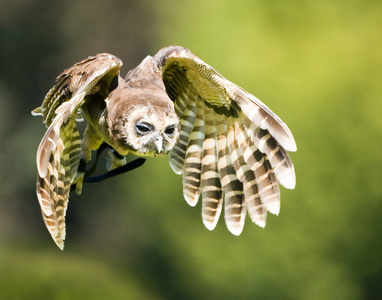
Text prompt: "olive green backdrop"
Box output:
[[0, 1, 381, 299]]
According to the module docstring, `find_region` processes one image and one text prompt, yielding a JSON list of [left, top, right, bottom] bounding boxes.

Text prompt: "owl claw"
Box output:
[[73, 172, 85, 195], [107, 149, 126, 171]]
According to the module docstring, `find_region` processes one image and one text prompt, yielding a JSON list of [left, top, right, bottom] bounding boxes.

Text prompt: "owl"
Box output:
[[33, 46, 296, 250]]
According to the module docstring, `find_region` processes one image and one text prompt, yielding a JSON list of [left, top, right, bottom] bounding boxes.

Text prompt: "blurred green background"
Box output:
[[1, 0, 381, 299]]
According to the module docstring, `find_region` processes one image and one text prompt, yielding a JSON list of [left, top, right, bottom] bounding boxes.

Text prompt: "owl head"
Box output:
[[105, 87, 180, 157]]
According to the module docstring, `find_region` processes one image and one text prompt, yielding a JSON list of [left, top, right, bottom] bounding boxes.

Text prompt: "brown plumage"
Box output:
[[33, 46, 297, 249]]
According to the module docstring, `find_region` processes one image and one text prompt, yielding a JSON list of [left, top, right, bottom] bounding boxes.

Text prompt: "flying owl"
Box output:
[[32, 46, 296, 250]]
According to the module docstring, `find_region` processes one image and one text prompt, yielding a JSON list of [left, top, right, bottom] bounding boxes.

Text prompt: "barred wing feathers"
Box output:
[[33, 54, 122, 249], [156, 46, 296, 235], [36, 118, 81, 249]]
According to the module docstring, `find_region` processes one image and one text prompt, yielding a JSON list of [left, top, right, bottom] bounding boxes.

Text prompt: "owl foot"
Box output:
[[106, 149, 126, 171], [73, 172, 85, 195], [70, 158, 87, 195]]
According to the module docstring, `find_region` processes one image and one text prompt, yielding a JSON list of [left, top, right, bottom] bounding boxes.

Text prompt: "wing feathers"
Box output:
[[235, 89, 297, 152], [237, 116, 281, 215], [37, 137, 66, 250], [229, 120, 267, 227], [37, 114, 63, 178], [36, 117, 81, 250], [241, 115, 296, 190], [61, 119, 81, 185], [182, 100, 205, 206], [200, 112, 223, 230], [169, 91, 197, 174], [34, 53, 124, 249], [159, 46, 296, 234], [254, 127, 296, 190], [217, 130, 246, 236], [34, 53, 122, 126]]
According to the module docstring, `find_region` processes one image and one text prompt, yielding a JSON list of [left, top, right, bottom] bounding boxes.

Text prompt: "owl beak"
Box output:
[[154, 137, 163, 153]]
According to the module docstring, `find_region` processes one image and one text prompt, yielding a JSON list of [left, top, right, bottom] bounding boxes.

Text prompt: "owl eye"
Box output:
[[164, 125, 176, 136], [135, 121, 153, 135]]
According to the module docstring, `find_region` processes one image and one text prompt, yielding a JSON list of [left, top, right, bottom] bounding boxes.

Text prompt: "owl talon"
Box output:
[[73, 172, 85, 195], [107, 149, 126, 171]]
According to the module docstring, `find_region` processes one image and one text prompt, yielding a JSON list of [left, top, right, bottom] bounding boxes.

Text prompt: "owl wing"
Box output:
[[32, 53, 122, 249], [154, 46, 296, 235]]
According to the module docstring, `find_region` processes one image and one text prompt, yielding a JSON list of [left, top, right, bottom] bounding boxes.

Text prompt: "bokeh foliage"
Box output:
[[0, 0, 381, 299]]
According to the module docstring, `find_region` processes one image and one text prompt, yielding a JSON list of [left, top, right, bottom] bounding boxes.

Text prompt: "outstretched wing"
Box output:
[[32, 53, 122, 249], [154, 46, 296, 235]]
